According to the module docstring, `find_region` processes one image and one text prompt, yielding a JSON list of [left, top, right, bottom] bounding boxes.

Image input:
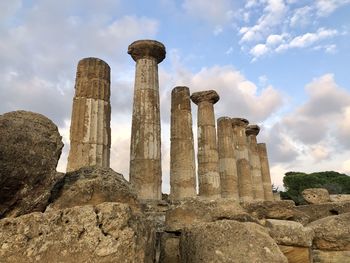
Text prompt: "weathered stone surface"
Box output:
[[47, 166, 139, 211], [190, 90, 219, 105], [170, 86, 196, 201], [302, 188, 330, 204], [257, 143, 274, 201], [165, 198, 255, 232], [232, 117, 254, 202], [266, 219, 314, 247], [180, 220, 288, 263], [217, 117, 239, 199], [308, 213, 350, 250], [296, 201, 350, 222], [330, 194, 350, 202], [67, 57, 111, 172], [242, 201, 310, 224], [313, 250, 350, 263], [191, 90, 221, 198], [0, 202, 155, 263], [246, 124, 264, 200], [279, 245, 312, 263], [129, 39, 165, 201], [128, 39, 166, 63], [159, 233, 180, 263], [0, 110, 63, 218]]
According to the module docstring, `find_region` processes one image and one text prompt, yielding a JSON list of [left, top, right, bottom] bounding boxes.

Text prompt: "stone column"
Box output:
[[170, 86, 196, 200], [67, 57, 111, 172], [232, 118, 253, 201], [191, 90, 220, 198], [217, 117, 239, 199], [246, 125, 265, 200], [258, 143, 274, 201], [128, 40, 166, 201]]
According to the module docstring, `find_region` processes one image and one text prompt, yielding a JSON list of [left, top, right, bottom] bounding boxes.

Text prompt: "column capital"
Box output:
[[190, 90, 220, 105], [231, 118, 249, 127], [246, 124, 260, 136], [128, 39, 166, 63]]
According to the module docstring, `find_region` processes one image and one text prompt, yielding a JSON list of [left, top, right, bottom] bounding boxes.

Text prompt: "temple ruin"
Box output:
[[2, 39, 349, 263], [67, 57, 111, 172], [66, 39, 274, 201]]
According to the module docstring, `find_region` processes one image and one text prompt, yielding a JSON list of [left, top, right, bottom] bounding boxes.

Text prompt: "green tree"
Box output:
[[280, 171, 350, 205]]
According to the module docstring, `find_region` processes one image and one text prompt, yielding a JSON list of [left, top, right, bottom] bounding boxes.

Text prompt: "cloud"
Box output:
[[290, 6, 313, 27], [169, 65, 284, 123], [237, 1, 347, 59], [250, 44, 269, 58], [316, 0, 350, 17], [275, 28, 338, 52], [239, 0, 287, 43], [263, 73, 350, 167]]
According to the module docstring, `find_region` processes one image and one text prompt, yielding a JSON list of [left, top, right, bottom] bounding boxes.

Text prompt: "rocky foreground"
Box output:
[[1, 111, 350, 263]]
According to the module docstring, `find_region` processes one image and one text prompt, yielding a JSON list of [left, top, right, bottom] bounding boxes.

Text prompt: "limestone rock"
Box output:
[[159, 233, 180, 263], [165, 198, 256, 232], [308, 213, 350, 250], [180, 220, 288, 263], [279, 245, 312, 263], [266, 219, 314, 247], [296, 201, 350, 222], [312, 250, 350, 263], [330, 194, 350, 202], [242, 200, 310, 224], [48, 166, 139, 211], [302, 188, 330, 204], [0, 110, 63, 218], [0, 202, 155, 263]]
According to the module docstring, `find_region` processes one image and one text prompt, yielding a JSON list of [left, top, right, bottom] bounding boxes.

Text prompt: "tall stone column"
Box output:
[[67, 57, 111, 172], [246, 125, 265, 200], [170, 86, 196, 200], [232, 118, 253, 201], [258, 143, 274, 201], [217, 117, 239, 199], [191, 90, 220, 198], [128, 40, 166, 201]]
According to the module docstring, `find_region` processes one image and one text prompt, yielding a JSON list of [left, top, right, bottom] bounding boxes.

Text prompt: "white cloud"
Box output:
[[290, 6, 313, 27], [170, 65, 284, 123], [316, 0, 350, 17], [239, 0, 287, 43], [250, 43, 269, 58], [276, 28, 338, 52]]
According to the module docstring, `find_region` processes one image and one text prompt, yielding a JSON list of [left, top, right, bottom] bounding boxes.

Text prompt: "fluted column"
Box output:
[[217, 117, 239, 199], [246, 125, 265, 200], [232, 118, 253, 201], [170, 86, 196, 200], [191, 90, 220, 198], [128, 40, 166, 201], [258, 143, 274, 201], [67, 57, 111, 172]]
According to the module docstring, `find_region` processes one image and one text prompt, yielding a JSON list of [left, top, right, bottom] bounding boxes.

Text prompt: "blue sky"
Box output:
[[1, 0, 350, 192]]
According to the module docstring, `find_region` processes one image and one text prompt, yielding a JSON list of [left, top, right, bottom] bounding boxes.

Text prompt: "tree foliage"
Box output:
[[280, 171, 350, 205]]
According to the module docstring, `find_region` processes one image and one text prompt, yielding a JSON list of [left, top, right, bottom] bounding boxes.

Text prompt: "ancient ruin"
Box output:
[[246, 124, 265, 200], [217, 117, 239, 199], [170, 86, 196, 200], [128, 40, 165, 201], [1, 39, 349, 263], [258, 143, 274, 201], [191, 90, 221, 199], [67, 57, 111, 172], [232, 118, 254, 201]]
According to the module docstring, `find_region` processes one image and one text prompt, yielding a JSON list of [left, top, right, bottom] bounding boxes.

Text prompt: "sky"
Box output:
[[1, 0, 350, 192]]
